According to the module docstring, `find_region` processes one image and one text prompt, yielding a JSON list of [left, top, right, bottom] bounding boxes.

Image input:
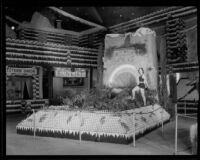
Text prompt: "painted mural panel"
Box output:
[[103, 28, 158, 92]]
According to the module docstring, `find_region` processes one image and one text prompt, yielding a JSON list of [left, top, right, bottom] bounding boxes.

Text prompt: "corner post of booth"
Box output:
[[79, 111, 82, 143], [133, 112, 136, 147], [174, 104, 178, 155], [160, 36, 167, 109]]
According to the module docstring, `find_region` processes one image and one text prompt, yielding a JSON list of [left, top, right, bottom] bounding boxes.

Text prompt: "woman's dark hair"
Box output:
[[138, 67, 144, 74]]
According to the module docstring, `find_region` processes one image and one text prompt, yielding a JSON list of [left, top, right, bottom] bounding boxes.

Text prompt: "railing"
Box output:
[[24, 105, 169, 147], [177, 101, 198, 116], [174, 104, 197, 155]]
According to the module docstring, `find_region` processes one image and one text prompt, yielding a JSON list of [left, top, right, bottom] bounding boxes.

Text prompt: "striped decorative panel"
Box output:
[[6, 99, 49, 113], [32, 74, 40, 99], [78, 31, 105, 49], [165, 17, 187, 64], [108, 7, 196, 33], [6, 38, 99, 68], [158, 61, 199, 74], [18, 28, 79, 46]]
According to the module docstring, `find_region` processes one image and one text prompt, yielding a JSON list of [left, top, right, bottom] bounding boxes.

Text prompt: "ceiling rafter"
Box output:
[[49, 7, 106, 30], [6, 16, 22, 25], [80, 27, 104, 35], [19, 24, 80, 36]]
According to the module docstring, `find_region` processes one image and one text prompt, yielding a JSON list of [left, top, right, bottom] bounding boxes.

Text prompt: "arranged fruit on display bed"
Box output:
[[16, 88, 170, 144]]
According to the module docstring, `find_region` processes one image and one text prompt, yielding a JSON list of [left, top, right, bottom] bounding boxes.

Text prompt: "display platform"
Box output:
[[16, 104, 170, 144]]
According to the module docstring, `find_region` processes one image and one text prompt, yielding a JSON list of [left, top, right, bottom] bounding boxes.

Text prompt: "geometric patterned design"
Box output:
[[165, 17, 187, 64], [6, 99, 49, 113], [32, 74, 40, 99], [6, 38, 98, 68]]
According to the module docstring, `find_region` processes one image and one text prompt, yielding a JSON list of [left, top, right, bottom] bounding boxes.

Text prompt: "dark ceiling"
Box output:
[[6, 6, 168, 31]]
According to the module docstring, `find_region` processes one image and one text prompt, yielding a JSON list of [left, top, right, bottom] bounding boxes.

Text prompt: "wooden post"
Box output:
[[174, 104, 178, 155], [160, 37, 167, 109], [97, 44, 103, 89], [161, 109, 164, 136], [87, 68, 91, 90], [79, 111, 82, 143], [48, 67, 53, 99], [133, 112, 136, 147], [90, 67, 93, 89], [184, 101, 186, 116], [33, 109, 36, 138]]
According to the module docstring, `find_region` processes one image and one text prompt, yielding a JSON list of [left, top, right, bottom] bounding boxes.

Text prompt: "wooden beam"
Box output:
[[109, 7, 196, 32], [19, 23, 80, 36], [6, 16, 22, 25], [49, 7, 106, 30], [91, 7, 103, 24], [80, 27, 106, 35], [109, 7, 178, 29]]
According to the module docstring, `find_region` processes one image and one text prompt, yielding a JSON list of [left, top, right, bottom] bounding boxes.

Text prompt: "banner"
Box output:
[[6, 67, 37, 76], [55, 68, 86, 78]]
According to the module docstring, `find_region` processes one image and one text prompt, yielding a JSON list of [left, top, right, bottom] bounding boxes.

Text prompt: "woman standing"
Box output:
[[132, 68, 148, 106]]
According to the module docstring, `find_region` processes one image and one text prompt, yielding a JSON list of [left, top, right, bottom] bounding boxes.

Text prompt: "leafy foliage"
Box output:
[[145, 88, 158, 105], [50, 97, 63, 106], [51, 87, 158, 112]]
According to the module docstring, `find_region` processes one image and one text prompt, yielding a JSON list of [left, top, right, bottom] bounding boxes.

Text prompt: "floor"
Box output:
[[6, 113, 196, 155]]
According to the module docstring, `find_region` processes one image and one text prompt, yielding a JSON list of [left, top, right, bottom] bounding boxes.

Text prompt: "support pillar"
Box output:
[[90, 67, 93, 89], [32, 67, 40, 99], [87, 68, 91, 90], [48, 67, 53, 99], [169, 72, 177, 118], [97, 43, 103, 89], [160, 37, 168, 108], [39, 67, 43, 99]]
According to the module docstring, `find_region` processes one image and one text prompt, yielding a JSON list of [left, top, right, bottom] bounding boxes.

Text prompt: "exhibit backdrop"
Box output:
[[103, 28, 158, 93]]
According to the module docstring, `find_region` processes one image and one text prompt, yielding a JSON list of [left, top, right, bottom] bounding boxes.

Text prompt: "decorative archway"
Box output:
[[108, 64, 139, 88]]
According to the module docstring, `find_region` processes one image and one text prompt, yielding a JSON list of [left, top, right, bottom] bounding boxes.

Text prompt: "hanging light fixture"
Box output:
[[11, 26, 15, 30]]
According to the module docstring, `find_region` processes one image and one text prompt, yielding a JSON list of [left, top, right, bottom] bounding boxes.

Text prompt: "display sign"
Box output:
[[55, 68, 86, 78], [6, 67, 37, 76], [63, 78, 84, 86]]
